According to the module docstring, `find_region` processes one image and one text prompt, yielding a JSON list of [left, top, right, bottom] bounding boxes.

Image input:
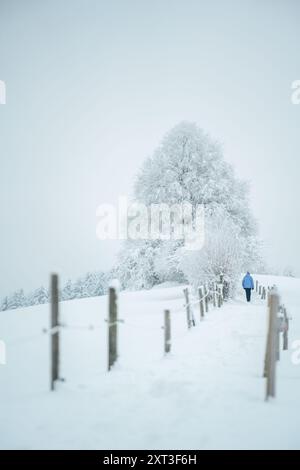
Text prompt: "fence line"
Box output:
[[4, 274, 291, 401]]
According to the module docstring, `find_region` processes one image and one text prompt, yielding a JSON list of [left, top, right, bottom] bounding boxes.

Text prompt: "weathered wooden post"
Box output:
[[183, 288, 193, 328], [276, 318, 280, 361], [212, 282, 216, 308], [263, 290, 272, 377], [204, 285, 209, 313], [198, 286, 205, 319], [262, 287, 266, 300], [259, 285, 262, 296], [256, 280, 258, 292], [217, 286, 222, 308], [108, 285, 118, 371], [283, 307, 289, 351], [219, 274, 226, 302], [164, 309, 171, 354], [265, 289, 279, 400], [50, 273, 60, 391]]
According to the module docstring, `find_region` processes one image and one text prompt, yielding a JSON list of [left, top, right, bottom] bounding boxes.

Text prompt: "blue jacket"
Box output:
[[242, 273, 254, 289]]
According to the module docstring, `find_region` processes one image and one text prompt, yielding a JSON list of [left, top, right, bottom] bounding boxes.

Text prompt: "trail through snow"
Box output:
[[0, 275, 299, 449]]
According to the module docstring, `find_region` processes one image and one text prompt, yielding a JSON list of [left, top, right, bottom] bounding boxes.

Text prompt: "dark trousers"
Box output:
[[245, 288, 251, 302]]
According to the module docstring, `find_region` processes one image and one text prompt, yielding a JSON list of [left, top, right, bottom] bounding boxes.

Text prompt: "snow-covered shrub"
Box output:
[[153, 240, 186, 285], [282, 266, 295, 277], [180, 209, 244, 295], [117, 239, 161, 290]]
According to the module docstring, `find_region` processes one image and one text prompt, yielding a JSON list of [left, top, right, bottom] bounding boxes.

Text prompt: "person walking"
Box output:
[[242, 272, 254, 302]]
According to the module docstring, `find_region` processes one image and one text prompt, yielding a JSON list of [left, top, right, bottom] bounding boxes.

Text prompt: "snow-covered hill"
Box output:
[[0, 275, 300, 449]]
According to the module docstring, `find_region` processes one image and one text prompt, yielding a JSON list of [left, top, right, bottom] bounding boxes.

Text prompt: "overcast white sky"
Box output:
[[0, 0, 300, 296]]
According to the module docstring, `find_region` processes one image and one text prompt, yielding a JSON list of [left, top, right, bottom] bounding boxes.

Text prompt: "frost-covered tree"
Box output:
[[0, 296, 8, 311], [241, 235, 264, 273], [134, 121, 255, 236], [81, 271, 108, 297], [27, 286, 49, 306], [6, 289, 27, 310], [116, 121, 259, 292], [61, 279, 76, 301], [62, 271, 109, 300]]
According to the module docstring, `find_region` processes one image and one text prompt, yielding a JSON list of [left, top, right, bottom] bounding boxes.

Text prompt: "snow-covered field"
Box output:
[[0, 274, 300, 450]]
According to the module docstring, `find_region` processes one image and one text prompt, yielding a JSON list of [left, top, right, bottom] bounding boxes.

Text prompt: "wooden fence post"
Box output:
[[50, 273, 59, 391], [265, 290, 279, 400], [198, 286, 205, 319], [108, 286, 118, 371], [212, 282, 216, 308], [276, 320, 280, 361], [164, 309, 171, 354], [283, 307, 289, 351], [264, 290, 272, 377], [256, 280, 258, 292], [204, 285, 209, 313], [259, 285, 262, 296], [183, 288, 193, 328], [217, 286, 222, 308]]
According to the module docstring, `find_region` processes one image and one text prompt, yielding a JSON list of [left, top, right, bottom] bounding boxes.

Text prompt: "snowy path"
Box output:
[[0, 275, 300, 449]]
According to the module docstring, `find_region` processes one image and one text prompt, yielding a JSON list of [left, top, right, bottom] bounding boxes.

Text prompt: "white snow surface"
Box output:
[[0, 274, 299, 450]]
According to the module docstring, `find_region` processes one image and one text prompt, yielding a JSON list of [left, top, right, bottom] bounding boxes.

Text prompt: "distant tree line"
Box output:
[[0, 271, 109, 312]]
